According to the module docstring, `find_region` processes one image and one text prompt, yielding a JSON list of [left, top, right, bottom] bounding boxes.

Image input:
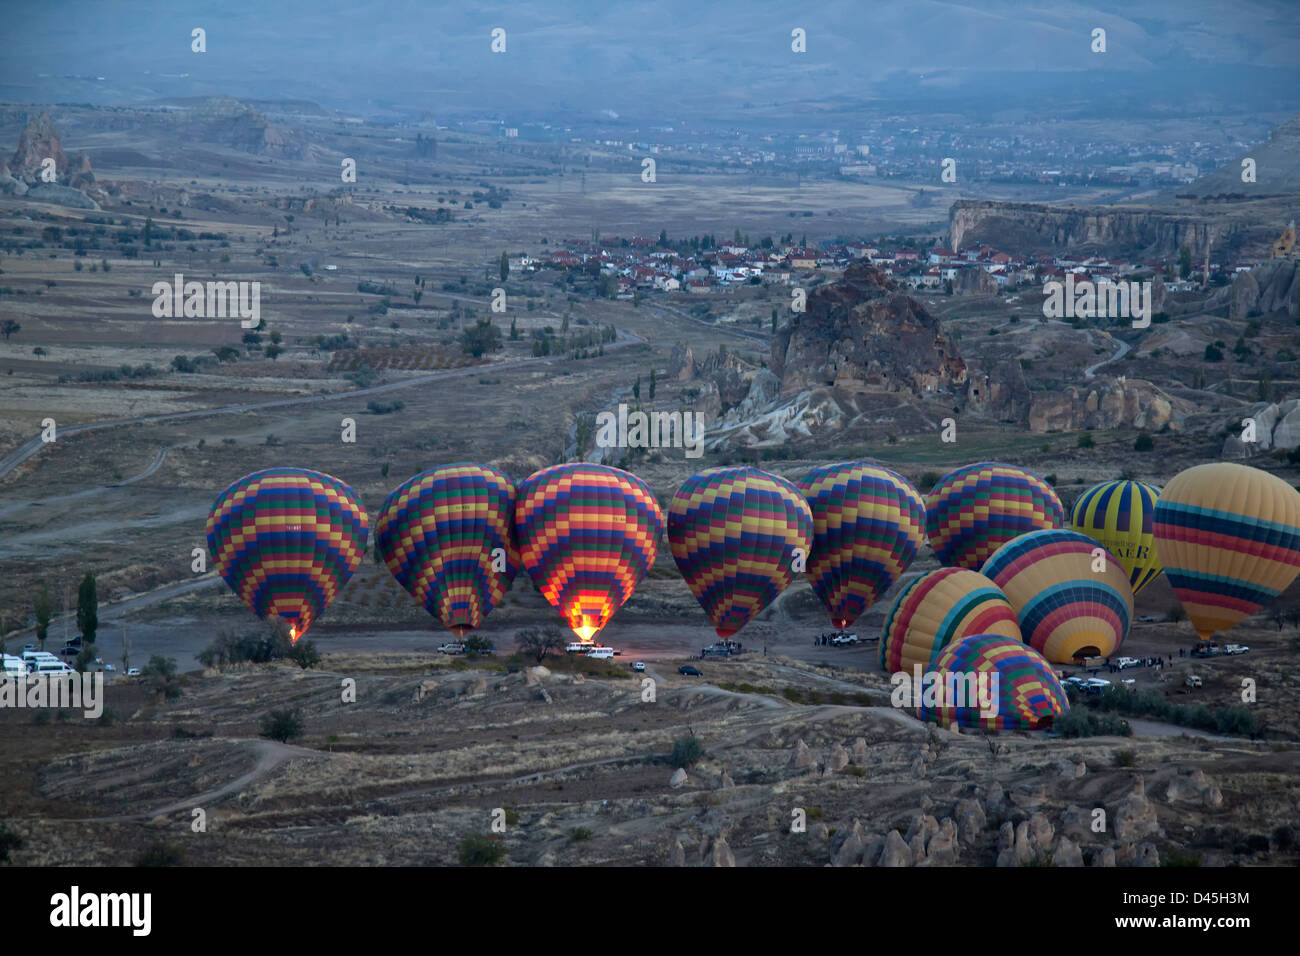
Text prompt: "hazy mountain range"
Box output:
[[3, 1, 1298, 124]]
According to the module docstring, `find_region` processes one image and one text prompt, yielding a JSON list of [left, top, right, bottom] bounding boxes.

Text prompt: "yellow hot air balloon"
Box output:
[[1153, 463, 1300, 640], [1071, 479, 1163, 596]]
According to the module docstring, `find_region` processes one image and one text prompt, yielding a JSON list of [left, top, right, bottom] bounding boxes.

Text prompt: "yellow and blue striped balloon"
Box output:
[[1071, 479, 1163, 596]]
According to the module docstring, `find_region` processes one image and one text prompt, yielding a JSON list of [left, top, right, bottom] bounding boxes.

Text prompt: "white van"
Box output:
[[566, 642, 592, 654], [34, 660, 76, 676], [2, 655, 28, 679], [585, 646, 615, 660]]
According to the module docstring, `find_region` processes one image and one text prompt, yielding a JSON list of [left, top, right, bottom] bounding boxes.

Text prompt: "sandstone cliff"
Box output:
[[948, 200, 1224, 258]]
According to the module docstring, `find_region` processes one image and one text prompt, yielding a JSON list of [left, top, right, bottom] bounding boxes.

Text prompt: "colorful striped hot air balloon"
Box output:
[[669, 467, 813, 638], [514, 463, 662, 642], [925, 462, 1065, 570], [913, 634, 1068, 732], [1071, 479, 1163, 595], [206, 467, 370, 642], [375, 463, 518, 637], [1153, 462, 1300, 641], [981, 529, 1134, 663], [798, 463, 926, 629], [879, 568, 1022, 674]]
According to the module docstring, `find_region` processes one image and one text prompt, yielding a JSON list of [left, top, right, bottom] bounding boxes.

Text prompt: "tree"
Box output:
[[143, 217, 154, 247], [1178, 244, 1192, 280], [671, 732, 705, 769], [1134, 433, 1155, 452], [633, 375, 641, 402], [771, 307, 778, 333], [0, 319, 19, 341], [649, 368, 657, 401], [515, 626, 566, 664], [142, 654, 181, 699], [1077, 433, 1095, 449], [1258, 370, 1272, 401], [459, 318, 503, 358], [265, 344, 284, 360], [509, 316, 518, 340], [260, 708, 304, 742], [34, 585, 53, 650], [1204, 344, 1224, 362], [76, 572, 97, 645], [464, 634, 494, 657], [500, 251, 509, 282]]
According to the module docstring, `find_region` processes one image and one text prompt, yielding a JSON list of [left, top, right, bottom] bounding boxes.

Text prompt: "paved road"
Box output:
[[1084, 331, 1132, 379]]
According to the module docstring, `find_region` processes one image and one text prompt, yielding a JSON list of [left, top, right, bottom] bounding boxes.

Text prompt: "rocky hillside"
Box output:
[[948, 200, 1222, 258], [1, 111, 101, 208], [1180, 116, 1300, 199], [1212, 257, 1300, 320], [772, 264, 967, 396], [189, 96, 305, 158]]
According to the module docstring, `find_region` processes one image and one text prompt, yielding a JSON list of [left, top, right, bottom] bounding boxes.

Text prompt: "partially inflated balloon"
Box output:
[[981, 529, 1133, 663], [1071, 479, 1163, 595], [914, 634, 1068, 732], [1153, 462, 1300, 640], [926, 462, 1065, 570], [515, 463, 662, 641], [375, 463, 518, 637], [669, 467, 813, 638], [798, 463, 926, 629], [879, 568, 1021, 673], [207, 467, 370, 641]]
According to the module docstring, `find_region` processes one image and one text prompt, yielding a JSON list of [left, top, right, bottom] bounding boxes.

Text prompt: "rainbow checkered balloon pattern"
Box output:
[[981, 528, 1133, 663], [925, 462, 1065, 570], [798, 463, 926, 629], [916, 633, 1068, 731], [1153, 462, 1300, 641], [514, 463, 663, 640], [375, 463, 518, 637], [669, 466, 813, 638], [206, 467, 370, 639]]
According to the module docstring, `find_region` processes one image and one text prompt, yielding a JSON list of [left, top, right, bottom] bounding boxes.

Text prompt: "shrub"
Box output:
[[1134, 433, 1155, 452], [135, 842, 185, 867], [1077, 433, 1095, 449], [0, 822, 25, 862], [260, 708, 304, 743], [458, 834, 506, 866], [1112, 749, 1138, 767], [670, 733, 705, 769], [570, 827, 592, 842]]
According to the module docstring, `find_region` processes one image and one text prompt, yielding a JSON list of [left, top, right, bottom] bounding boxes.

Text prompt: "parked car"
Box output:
[[126, 667, 141, 677], [679, 665, 702, 677], [1185, 675, 1203, 688], [631, 661, 646, 672], [23, 643, 35, 653], [1223, 644, 1250, 655], [436, 643, 465, 655], [1115, 657, 1141, 670], [1084, 677, 1111, 694], [1061, 676, 1087, 688]]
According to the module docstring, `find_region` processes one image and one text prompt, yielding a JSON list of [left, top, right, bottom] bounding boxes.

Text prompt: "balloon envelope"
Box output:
[[514, 463, 662, 641], [914, 634, 1069, 732], [981, 529, 1133, 663], [1071, 479, 1163, 595], [926, 462, 1065, 570], [669, 466, 813, 638], [879, 568, 1022, 673], [206, 467, 370, 641], [375, 463, 518, 637], [798, 463, 926, 629], [1153, 462, 1300, 640]]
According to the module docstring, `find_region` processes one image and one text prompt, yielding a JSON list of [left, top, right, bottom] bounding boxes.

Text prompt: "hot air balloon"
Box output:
[[798, 463, 926, 630], [375, 463, 518, 637], [879, 568, 1022, 673], [1153, 462, 1300, 641], [1071, 479, 1163, 595], [912, 634, 1068, 731], [206, 467, 370, 642], [981, 528, 1133, 663], [514, 463, 662, 642], [669, 466, 813, 638], [925, 462, 1065, 570]]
